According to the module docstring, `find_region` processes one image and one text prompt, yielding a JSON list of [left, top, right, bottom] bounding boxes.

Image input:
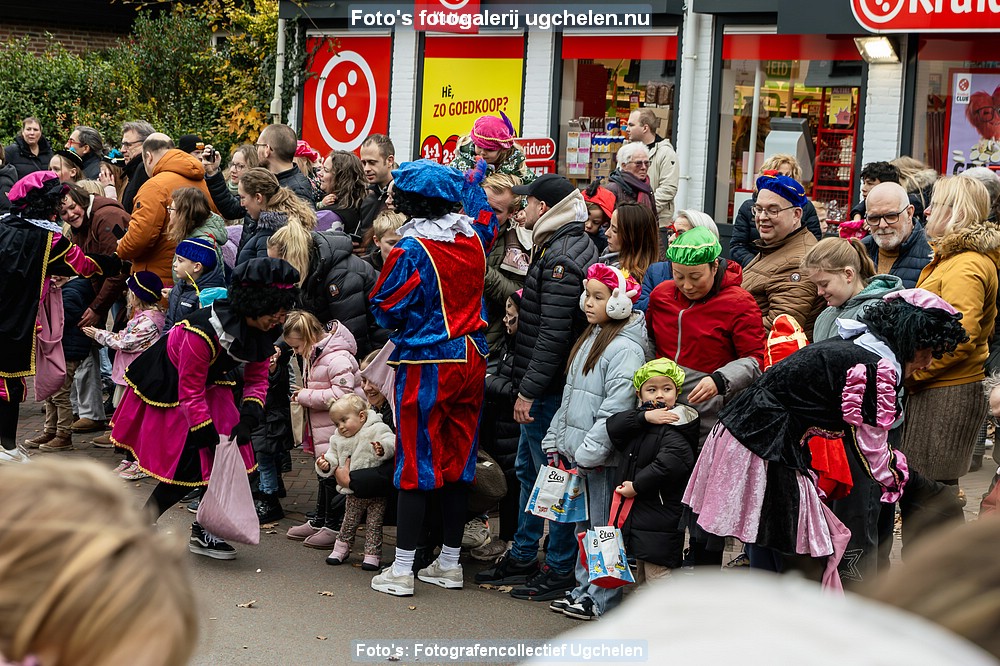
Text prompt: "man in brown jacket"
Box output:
[[740, 174, 824, 338], [117, 133, 217, 286]]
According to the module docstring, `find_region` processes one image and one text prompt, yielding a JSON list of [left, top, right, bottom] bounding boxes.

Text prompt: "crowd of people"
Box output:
[[2, 109, 1000, 663]]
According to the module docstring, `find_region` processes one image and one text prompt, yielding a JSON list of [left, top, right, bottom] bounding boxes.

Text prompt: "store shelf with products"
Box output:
[[813, 87, 859, 217]]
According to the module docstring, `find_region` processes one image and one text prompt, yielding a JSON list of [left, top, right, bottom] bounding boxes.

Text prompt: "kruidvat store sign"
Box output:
[[852, 0, 1000, 31]]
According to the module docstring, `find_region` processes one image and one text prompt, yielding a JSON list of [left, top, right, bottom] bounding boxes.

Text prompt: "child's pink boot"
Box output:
[[362, 554, 380, 571], [325, 539, 350, 566]]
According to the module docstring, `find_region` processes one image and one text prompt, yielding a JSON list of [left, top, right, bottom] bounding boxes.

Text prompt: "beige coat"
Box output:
[[741, 225, 824, 338]]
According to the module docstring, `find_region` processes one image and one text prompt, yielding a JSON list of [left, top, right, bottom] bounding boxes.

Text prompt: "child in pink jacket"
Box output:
[[282, 310, 365, 549]]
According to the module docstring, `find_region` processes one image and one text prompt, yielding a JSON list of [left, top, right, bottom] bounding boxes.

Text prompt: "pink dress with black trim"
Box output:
[[682, 335, 908, 592], [110, 303, 269, 486]]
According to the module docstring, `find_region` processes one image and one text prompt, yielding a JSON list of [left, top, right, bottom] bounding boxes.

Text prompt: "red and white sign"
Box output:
[[301, 36, 392, 155], [852, 0, 1000, 33], [415, 0, 481, 34], [516, 137, 556, 162]]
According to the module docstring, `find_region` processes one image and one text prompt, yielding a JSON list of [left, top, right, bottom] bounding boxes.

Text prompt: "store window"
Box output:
[[911, 37, 999, 181], [558, 34, 679, 186], [712, 33, 863, 226]]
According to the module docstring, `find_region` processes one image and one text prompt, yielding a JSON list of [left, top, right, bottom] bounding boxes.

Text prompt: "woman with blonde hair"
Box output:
[[267, 222, 385, 357], [236, 167, 316, 267], [891, 155, 938, 220], [730, 153, 823, 266], [901, 175, 1000, 485], [0, 458, 196, 666]]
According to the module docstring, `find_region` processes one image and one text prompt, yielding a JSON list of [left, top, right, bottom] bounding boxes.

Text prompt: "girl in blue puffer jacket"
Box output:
[[540, 263, 648, 621]]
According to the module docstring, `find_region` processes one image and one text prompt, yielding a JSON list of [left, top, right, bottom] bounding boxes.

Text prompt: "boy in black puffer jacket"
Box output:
[[607, 358, 700, 583]]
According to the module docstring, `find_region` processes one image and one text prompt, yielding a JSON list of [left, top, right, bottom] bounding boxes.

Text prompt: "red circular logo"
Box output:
[[959, 78, 971, 92], [316, 51, 377, 151]]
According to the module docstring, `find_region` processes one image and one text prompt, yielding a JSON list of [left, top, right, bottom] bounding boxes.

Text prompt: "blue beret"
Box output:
[[756, 174, 808, 208], [391, 159, 465, 202]]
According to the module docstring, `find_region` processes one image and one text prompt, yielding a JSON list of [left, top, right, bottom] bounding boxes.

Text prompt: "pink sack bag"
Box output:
[[196, 436, 260, 545], [34, 280, 66, 402]]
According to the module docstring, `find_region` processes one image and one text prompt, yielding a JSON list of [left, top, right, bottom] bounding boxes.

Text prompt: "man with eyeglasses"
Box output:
[[119, 120, 156, 213], [604, 142, 656, 218], [860, 182, 931, 289], [626, 109, 678, 230], [65, 126, 103, 180], [741, 174, 824, 337]]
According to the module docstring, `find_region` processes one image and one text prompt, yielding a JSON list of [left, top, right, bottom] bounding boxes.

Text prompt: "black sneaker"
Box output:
[[474, 552, 539, 585], [187, 498, 200, 514], [549, 592, 574, 613], [181, 487, 203, 503], [562, 597, 597, 620], [189, 522, 236, 560], [509, 565, 575, 601]]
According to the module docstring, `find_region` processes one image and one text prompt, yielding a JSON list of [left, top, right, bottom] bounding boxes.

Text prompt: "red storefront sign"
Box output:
[[301, 36, 392, 154], [852, 0, 1000, 33], [517, 137, 556, 162], [414, 0, 482, 33]]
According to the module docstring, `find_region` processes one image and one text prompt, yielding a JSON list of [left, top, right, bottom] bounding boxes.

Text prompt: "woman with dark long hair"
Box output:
[[318, 150, 368, 238], [601, 202, 660, 284]]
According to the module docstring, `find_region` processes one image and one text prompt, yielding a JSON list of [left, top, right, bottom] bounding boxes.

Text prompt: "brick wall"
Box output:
[[522, 30, 555, 138], [0, 20, 126, 55], [860, 41, 906, 167]]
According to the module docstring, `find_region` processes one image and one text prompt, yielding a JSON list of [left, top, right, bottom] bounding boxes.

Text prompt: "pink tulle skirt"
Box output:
[[110, 385, 254, 486]]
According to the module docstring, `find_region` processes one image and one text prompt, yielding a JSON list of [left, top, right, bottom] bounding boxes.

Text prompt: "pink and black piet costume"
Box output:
[[683, 289, 968, 592], [110, 258, 300, 493], [0, 171, 121, 460]]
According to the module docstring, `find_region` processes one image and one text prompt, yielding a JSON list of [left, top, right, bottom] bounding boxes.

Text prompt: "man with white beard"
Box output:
[[861, 181, 933, 288]]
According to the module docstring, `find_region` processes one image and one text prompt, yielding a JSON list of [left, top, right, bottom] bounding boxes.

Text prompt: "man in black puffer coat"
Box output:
[[300, 229, 388, 358], [475, 174, 598, 600]]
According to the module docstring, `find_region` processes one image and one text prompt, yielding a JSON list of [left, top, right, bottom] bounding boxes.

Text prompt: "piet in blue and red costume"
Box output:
[[369, 159, 499, 491]]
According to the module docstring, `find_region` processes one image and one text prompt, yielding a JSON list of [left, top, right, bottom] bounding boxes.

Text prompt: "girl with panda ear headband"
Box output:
[[542, 263, 647, 619]]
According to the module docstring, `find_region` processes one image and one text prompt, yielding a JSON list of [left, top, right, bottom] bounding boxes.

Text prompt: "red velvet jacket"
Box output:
[[646, 259, 765, 375]]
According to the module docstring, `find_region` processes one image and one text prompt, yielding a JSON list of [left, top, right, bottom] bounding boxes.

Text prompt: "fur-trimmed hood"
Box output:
[[932, 220, 1000, 266]]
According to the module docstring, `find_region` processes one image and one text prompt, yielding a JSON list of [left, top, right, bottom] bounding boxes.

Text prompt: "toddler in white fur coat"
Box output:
[[316, 394, 396, 569]]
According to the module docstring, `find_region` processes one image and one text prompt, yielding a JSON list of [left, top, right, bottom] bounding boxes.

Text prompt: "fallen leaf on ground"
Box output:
[[236, 600, 257, 608], [261, 522, 279, 529], [408, 605, 416, 611], [318, 590, 334, 596], [265, 529, 278, 534], [316, 636, 328, 641], [497, 585, 513, 593]]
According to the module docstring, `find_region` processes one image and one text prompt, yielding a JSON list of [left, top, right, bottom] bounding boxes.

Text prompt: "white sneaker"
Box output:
[[417, 558, 464, 589], [462, 517, 490, 549], [0, 445, 30, 464], [371, 566, 415, 596]]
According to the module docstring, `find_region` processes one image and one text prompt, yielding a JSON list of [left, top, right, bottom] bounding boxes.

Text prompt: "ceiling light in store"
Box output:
[[854, 36, 899, 64]]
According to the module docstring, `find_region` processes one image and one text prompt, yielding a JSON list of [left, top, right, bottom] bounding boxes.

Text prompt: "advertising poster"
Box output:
[[419, 36, 524, 164], [301, 35, 392, 154], [945, 69, 1000, 175]]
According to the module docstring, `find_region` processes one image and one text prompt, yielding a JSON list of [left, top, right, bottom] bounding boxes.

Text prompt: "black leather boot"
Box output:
[[255, 492, 285, 523]]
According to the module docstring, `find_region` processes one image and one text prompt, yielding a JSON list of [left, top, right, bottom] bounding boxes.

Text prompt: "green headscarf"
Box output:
[[667, 226, 722, 266], [633, 358, 686, 395]]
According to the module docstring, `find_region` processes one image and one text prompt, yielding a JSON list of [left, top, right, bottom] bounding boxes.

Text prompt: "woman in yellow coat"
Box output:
[[903, 176, 1000, 482]]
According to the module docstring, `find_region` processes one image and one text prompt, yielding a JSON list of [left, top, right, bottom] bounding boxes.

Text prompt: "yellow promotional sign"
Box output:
[[419, 55, 524, 164]]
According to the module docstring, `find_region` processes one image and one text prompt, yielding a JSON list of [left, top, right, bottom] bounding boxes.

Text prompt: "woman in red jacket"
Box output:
[[645, 226, 766, 566]]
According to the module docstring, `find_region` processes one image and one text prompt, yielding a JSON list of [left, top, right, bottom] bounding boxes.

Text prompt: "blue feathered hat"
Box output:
[[391, 159, 466, 203]]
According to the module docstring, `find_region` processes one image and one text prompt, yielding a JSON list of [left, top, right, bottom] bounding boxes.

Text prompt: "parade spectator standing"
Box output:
[[860, 182, 932, 289], [177, 134, 204, 161], [849, 161, 901, 220], [741, 174, 824, 336], [604, 143, 656, 217], [4, 117, 53, 180], [0, 171, 120, 463], [450, 113, 536, 186], [891, 156, 937, 223], [626, 108, 679, 235], [476, 174, 598, 600], [49, 150, 84, 183], [636, 209, 720, 310], [730, 155, 822, 266], [118, 120, 156, 214], [367, 159, 499, 597], [482, 173, 529, 357], [903, 176, 1000, 483], [118, 134, 217, 285], [65, 126, 104, 179], [359, 134, 397, 232], [318, 150, 368, 243]]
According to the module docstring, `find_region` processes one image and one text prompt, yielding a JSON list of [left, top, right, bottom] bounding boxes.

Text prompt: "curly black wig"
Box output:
[[860, 298, 969, 365], [391, 187, 461, 220], [228, 282, 300, 319]]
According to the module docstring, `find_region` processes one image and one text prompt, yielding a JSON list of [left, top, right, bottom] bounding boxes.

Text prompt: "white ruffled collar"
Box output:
[[399, 212, 475, 243]]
